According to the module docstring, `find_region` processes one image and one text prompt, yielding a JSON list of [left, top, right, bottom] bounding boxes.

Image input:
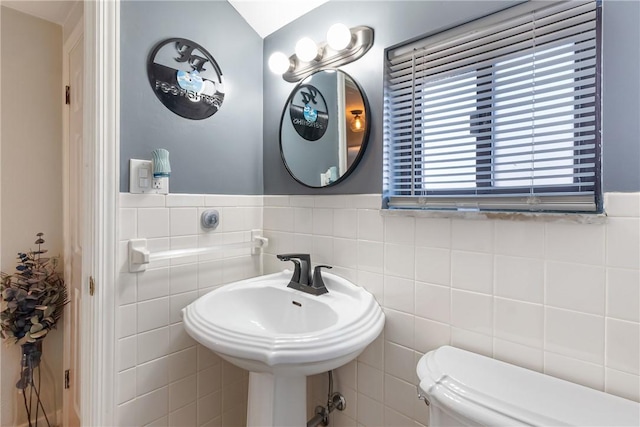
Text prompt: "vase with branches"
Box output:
[[0, 233, 68, 427]]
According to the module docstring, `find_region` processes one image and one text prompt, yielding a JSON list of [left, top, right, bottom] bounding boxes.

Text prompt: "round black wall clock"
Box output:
[[147, 38, 225, 120]]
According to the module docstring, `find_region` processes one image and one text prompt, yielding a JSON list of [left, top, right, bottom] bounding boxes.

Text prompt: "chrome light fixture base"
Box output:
[[283, 26, 374, 83]]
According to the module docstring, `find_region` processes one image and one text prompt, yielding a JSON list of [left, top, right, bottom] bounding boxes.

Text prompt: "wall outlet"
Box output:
[[130, 159, 169, 194], [152, 176, 169, 194]]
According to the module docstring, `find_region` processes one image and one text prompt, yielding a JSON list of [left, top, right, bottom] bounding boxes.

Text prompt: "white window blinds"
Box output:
[[383, 0, 601, 213]]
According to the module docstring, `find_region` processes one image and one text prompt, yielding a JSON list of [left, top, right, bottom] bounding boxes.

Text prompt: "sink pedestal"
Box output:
[[247, 372, 306, 427]]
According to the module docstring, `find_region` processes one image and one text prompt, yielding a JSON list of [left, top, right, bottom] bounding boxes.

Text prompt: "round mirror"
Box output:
[[279, 70, 370, 188]]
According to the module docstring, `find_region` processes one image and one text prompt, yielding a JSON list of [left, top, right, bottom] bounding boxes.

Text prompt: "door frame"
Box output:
[[0, 6, 3, 417], [82, 1, 119, 425], [62, 17, 84, 425]]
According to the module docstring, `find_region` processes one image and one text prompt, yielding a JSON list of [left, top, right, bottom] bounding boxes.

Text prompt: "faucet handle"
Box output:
[[312, 265, 332, 294]]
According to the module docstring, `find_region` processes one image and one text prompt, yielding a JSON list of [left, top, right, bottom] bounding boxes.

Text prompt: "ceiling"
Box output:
[[2, 0, 328, 38], [1, 0, 77, 25], [228, 0, 329, 38]]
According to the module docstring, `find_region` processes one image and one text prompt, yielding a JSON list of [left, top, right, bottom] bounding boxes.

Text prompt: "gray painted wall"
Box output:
[[263, 0, 640, 194], [120, 0, 263, 194], [601, 0, 640, 192], [120, 1, 639, 195]]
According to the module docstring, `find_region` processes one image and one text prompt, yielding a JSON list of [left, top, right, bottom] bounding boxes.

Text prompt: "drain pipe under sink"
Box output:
[[307, 371, 346, 427]]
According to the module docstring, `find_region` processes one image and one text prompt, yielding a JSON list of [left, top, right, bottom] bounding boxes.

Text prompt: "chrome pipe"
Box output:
[[306, 410, 326, 427]]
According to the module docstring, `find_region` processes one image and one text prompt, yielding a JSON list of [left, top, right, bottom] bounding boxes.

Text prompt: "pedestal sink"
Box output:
[[182, 270, 385, 427]]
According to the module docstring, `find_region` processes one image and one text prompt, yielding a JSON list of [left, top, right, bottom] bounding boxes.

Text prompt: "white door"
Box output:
[[63, 32, 84, 427]]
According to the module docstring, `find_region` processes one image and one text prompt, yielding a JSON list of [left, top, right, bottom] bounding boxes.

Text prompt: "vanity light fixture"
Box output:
[[268, 24, 374, 83], [350, 110, 365, 133]]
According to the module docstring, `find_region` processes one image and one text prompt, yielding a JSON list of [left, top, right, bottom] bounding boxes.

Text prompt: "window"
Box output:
[[384, 0, 601, 213]]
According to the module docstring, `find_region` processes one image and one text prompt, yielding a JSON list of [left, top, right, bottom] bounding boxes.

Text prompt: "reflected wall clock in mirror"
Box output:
[[279, 69, 370, 188]]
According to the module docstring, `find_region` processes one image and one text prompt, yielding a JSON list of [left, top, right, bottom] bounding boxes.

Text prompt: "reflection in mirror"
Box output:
[[280, 70, 370, 188]]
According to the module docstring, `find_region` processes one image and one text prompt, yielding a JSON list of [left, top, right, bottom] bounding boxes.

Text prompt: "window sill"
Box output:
[[380, 208, 607, 224]]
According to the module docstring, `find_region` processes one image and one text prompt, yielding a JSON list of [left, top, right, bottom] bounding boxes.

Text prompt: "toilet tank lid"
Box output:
[[417, 346, 640, 427]]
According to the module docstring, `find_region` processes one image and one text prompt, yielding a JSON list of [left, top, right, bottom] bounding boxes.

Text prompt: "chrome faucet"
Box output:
[[277, 253, 331, 296]]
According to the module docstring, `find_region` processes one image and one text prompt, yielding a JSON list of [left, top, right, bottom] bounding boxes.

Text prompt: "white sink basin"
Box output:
[[182, 269, 384, 376], [182, 270, 384, 426]]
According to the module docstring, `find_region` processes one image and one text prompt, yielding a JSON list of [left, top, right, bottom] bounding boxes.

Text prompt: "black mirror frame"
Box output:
[[279, 69, 371, 189]]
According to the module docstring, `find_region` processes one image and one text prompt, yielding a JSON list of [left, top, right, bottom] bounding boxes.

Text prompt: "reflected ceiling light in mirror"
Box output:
[[350, 109, 365, 133], [327, 23, 353, 50], [269, 25, 374, 83], [268, 52, 292, 74]]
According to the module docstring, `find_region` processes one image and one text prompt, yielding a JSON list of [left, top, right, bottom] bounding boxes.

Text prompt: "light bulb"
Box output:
[[327, 23, 352, 51], [295, 37, 319, 62], [268, 52, 291, 74], [350, 110, 365, 133]]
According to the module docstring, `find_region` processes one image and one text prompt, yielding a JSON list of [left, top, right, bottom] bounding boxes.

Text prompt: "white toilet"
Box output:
[[417, 346, 640, 426]]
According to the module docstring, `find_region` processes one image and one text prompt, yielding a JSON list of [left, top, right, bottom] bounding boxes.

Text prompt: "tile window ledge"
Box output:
[[380, 208, 608, 224]]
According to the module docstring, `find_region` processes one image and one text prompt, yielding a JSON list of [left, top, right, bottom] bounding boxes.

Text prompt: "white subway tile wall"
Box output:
[[116, 194, 262, 427], [118, 192, 640, 427], [262, 192, 640, 427]]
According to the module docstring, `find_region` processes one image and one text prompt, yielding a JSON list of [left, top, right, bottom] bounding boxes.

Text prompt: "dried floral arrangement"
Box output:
[[0, 233, 68, 346]]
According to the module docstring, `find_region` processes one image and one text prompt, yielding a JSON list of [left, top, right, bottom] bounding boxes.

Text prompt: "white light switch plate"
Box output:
[[129, 159, 153, 193]]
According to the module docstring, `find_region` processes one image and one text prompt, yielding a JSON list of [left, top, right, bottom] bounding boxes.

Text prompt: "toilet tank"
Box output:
[[417, 346, 640, 427]]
